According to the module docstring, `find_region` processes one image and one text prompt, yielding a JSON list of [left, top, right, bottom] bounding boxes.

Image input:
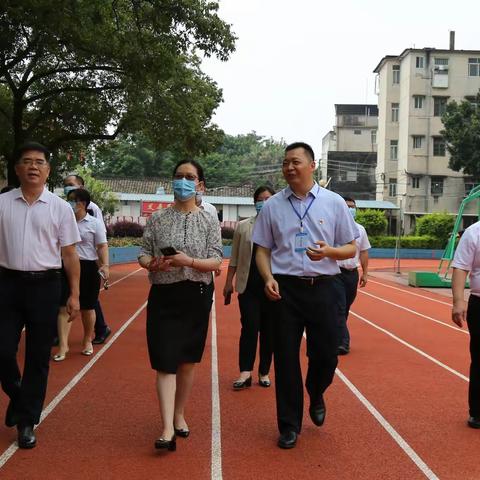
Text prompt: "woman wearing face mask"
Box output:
[[223, 186, 275, 390], [53, 189, 109, 361], [138, 160, 222, 452]]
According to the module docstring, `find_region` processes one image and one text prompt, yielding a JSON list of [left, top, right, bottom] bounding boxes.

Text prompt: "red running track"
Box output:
[[0, 260, 478, 479]]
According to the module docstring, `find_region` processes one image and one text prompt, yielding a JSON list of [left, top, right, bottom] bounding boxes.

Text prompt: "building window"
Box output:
[[434, 58, 449, 66], [354, 129, 362, 135], [389, 179, 397, 197], [465, 180, 480, 195], [371, 130, 377, 144], [465, 96, 480, 109], [412, 135, 424, 149], [431, 177, 444, 195], [412, 177, 420, 189], [433, 137, 446, 156], [414, 95, 425, 109], [390, 140, 398, 160], [392, 65, 400, 84], [433, 96, 448, 116], [391, 103, 399, 122], [346, 171, 358, 182], [468, 58, 480, 76], [416, 56, 424, 69]]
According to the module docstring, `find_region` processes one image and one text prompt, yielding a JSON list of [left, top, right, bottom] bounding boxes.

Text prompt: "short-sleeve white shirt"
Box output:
[[452, 221, 480, 297], [200, 201, 218, 219], [338, 222, 371, 270], [75, 214, 107, 261], [87, 200, 106, 231], [0, 187, 80, 271]]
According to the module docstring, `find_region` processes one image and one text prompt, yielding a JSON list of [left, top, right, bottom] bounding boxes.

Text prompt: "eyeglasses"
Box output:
[[173, 173, 198, 181], [18, 159, 48, 167]]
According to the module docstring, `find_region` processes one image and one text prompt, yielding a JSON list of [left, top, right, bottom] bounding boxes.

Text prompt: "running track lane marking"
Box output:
[[335, 368, 440, 480], [358, 290, 468, 335], [101, 267, 143, 291], [211, 297, 223, 480], [0, 302, 148, 469], [367, 279, 452, 307], [350, 310, 469, 382]]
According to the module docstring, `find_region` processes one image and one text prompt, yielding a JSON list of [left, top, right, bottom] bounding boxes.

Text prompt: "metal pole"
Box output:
[[394, 198, 403, 274]]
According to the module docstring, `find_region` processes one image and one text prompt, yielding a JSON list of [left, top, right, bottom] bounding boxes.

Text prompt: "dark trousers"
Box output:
[[271, 275, 339, 434], [335, 268, 359, 348], [0, 273, 61, 425], [237, 288, 273, 375], [467, 295, 480, 417], [94, 300, 108, 336]]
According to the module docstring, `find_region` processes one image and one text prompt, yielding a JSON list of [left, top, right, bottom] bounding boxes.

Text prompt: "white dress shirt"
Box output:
[[75, 214, 107, 261], [0, 188, 80, 271], [338, 222, 371, 270]]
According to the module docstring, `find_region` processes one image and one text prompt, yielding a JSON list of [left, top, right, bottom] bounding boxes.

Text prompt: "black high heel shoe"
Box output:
[[233, 376, 252, 390], [154, 435, 176, 451], [174, 427, 190, 438], [258, 376, 271, 388]]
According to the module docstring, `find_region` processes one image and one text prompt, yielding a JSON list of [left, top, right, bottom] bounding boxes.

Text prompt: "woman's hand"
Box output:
[[148, 256, 173, 272], [99, 264, 110, 281], [163, 251, 191, 268]]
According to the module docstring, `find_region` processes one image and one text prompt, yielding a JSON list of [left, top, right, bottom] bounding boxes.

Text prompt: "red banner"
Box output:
[[141, 201, 173, 216]]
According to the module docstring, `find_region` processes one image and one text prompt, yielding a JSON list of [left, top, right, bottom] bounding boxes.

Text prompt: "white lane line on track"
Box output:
[[100, 267, 143, 291], [358, 290, 468, 335], [336, 368, 440, 480], [367, 279, 452, 306], [350, 310, 468, 382], [211, 297, 223, 480], [0, 301, 147, 469]]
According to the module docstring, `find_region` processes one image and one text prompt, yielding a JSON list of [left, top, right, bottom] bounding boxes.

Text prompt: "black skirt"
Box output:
[[60, 260, 101, 310], [146, 280, 214, 373]]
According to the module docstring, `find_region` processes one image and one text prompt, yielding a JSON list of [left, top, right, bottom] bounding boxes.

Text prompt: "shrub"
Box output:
[[369, 235, 444, 249], [106, 224, 114, 238], [111, 221, 144, 238], [356, 209, 388, 236], [221, 226, 235, 239], [415, 212, 454, 243], [108, 236, 143, 247]]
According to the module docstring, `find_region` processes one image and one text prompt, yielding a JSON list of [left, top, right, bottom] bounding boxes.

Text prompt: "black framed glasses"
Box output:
[[173, 173, 198, 181]]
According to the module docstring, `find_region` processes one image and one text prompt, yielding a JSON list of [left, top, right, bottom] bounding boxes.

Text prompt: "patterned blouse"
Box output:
[[140, 206, 223, 285]]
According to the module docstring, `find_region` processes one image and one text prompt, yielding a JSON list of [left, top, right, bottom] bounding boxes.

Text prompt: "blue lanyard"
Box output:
[[288, 194, 316, 232]]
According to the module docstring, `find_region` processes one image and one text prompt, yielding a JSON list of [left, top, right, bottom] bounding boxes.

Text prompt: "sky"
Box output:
[[202, 0, 480, 160]]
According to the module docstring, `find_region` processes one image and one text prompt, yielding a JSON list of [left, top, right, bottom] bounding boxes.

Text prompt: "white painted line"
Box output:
[[336, 368, 440, 480], [350, 310, 468, 382], [358, 290, 468, 335], [101, 267, 143, 291], [211, 297, 223, 480], [367, 279, 452, 307], [0, 302, 147, 469]]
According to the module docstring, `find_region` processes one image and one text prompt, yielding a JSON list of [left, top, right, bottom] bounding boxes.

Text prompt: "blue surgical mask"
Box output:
[[68, 200, 77, 211], [173, 178, 196, 201], [349, 207, 356, 219], [64, 186, 78, 196], [255, 201, 264, 213]]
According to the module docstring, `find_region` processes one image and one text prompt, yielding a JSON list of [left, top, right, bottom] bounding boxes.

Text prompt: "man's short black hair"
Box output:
[[343, 196, 356, 205], [285, 142, 315, 162], [65, 174, 85, 186], [15, 142, 50, 163]]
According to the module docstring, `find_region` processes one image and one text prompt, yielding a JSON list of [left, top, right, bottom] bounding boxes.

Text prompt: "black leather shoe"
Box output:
[[17, 424, 36, 449], [277, 431, 297, 449], [309, 397, 326, 426], [5, 400, 18, 427], [233, 376, 252, 390], [258, 377, 271, 388], [154, 435, 176, 451], [92, 326, 111, 345], [337, 345, 350, 355], [468, 416, 480, 429], [174, 427, 190, 438]]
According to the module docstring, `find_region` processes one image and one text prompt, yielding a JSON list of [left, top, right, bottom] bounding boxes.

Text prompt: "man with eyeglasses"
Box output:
[[0, 142, 81, 449]]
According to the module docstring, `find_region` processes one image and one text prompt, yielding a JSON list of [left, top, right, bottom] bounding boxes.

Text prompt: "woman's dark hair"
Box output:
[[253, 185, 275, 203], [172, 159, 205, 184], [67, 188, 91, 211]]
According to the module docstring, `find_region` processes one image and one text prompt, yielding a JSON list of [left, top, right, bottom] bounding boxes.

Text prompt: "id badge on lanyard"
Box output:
[[288, 194, 316, 253]]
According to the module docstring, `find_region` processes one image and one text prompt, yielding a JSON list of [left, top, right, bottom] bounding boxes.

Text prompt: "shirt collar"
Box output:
[[14, 186, 50, 204], [78, 213, 93, 223], [284, 182, 320, 200]]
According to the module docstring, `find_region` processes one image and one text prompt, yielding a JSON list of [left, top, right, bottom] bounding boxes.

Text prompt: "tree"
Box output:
[[441, 94, 480, 178], [0, 1, 235, 183], [415, 212, 454, 243], [355, 209, 387, 236]]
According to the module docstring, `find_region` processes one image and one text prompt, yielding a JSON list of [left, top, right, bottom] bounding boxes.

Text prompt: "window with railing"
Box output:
[[433, 96, 448, 116], [431, 177, 444, 195], [433, 137, 446, 156]]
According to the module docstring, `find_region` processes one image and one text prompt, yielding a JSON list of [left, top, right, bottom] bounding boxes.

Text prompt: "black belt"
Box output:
[[276, 274, 334, 285], [0, 267, 61, 281], [340, 267, 358, 273]]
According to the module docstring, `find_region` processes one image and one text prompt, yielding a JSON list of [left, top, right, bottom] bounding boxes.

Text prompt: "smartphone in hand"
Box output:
[[160, 247, 178, 256], [99, 269, 109, 290]]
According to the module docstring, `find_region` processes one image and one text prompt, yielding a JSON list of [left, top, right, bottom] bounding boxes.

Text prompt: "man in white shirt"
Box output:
[[0, 142, 80, 449], [63, 175, 112, 344], [451, 221, 480, 428], [335, 196, 371, 355]]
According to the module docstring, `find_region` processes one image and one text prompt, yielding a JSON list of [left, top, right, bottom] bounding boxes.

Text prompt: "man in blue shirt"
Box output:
[[253, 142, 357, 449]]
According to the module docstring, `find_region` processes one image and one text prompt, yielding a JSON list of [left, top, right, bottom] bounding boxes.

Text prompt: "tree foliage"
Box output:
[[355, 209, 387, 236], [415, 212, 454, 242], [441, 94, 480, 178], [0, 0, 235, 183]]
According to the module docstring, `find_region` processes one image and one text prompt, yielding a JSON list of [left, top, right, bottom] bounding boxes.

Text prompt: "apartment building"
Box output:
[[321, 104, 378, 199], [374, 33, 480, 233]]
